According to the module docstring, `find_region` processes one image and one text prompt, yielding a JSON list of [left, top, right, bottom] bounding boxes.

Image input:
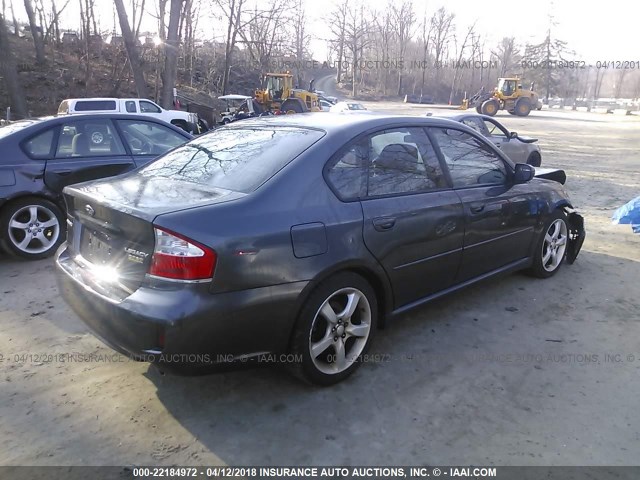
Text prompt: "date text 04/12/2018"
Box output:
[[520, 60, 640, 69]]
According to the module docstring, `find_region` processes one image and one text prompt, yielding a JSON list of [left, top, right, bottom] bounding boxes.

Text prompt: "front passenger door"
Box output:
[[430, 127, 536, 282]]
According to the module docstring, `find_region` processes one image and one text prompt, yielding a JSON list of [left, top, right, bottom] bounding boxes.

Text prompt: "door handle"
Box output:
[[54, 170, 73, 176], [470, 204, 485, 214], [372, 217, 396, 231]]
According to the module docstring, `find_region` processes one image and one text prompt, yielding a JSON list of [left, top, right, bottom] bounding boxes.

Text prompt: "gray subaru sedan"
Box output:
[[55, 114, 585, 385]]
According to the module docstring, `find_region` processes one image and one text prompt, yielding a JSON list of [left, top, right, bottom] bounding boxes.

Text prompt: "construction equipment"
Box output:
[[463, 77, 540, 117], [254, 72, 320, 114]]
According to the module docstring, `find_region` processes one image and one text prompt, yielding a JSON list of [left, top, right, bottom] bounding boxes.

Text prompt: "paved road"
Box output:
[[1, 109, 640, 467]]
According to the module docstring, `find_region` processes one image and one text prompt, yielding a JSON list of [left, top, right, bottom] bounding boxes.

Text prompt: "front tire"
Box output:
[[0, 197, 65, 260], [481, 99, 499, 116], [528, 210, 569, 278], [290, 272, 378, 385], [527, 151, 542, 167]]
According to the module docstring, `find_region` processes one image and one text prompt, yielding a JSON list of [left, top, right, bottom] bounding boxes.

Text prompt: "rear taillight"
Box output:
[[149, 227, 216, 281]]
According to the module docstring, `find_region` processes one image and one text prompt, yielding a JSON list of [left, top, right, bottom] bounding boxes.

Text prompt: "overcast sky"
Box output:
[[22, 0, 640, 63]]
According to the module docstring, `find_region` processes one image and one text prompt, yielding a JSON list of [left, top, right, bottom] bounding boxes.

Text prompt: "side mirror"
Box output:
[[509, 131, 518, 139], [514, 163, 535, 184]]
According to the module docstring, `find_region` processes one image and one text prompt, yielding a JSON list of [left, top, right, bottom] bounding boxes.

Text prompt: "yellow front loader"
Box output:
[[254, 73, 320, 114], [463, 77, 540, 116]]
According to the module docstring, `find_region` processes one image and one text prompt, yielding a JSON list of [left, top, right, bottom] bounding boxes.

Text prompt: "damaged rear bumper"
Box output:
[[566, 210, 586, 264]]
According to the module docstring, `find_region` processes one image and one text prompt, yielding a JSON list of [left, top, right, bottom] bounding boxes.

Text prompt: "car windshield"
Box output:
[[348, 104, 365, 110], [138, 126, 325, 193]]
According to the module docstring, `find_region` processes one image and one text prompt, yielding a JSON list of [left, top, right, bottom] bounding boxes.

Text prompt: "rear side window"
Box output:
[[125, 101, 137, 113], [74, 100, 117, 111], [23, 128, 55, 158], [139, 127, 324, 193], [55, 119, 125, 158], [325, 140, 368, 200]]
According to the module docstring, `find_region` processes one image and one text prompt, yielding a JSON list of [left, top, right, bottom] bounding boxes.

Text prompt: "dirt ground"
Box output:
[[1, 107, 639, 467]]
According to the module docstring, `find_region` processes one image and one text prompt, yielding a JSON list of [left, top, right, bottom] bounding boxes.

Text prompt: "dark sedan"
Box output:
[[56, 114, 585, 385], [0, 114, 192, 259]]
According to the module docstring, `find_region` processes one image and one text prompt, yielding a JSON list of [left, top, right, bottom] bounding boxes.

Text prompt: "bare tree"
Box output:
[[0, 11, 27, 117], [291, 0, 309, 87], [343, 2, 372, 97], [373, 6, 394, 95], [430, 7, 454, 84], [160, 0, 184, 108], [448, 22, 475, 104], [216, 0, 244, 95], [614, 69, 628, 99], [391, 0, 415, 96], [493, 37, 520, 77], [114, 0, 148, 97], [418, 9, 432, 97], [45, 0, 71, 46], [9, 1, 20, 36], [131, 0, 147, 38], [239, 0, 286, 74], [327, 0, 348, 84], [23, 0, 46, 63]]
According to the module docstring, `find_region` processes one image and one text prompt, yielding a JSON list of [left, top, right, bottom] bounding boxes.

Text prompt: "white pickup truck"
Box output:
[[57, 98, 203, 133]]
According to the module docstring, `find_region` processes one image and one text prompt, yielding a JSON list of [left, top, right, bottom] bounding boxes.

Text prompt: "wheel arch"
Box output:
[[0, 192, 65, 218], [287, 260, 394, 351]]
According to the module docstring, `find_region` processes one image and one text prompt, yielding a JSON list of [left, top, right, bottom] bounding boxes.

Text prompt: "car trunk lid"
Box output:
[[63, 173, 244, 297]]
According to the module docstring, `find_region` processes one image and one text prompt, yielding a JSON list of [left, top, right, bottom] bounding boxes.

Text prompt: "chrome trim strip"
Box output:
[[145, 274, 212, 284], [463, 227, 533, 250]]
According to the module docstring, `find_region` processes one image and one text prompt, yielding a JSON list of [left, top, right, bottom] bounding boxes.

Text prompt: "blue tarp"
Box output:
[[612, 196, 640, 233]]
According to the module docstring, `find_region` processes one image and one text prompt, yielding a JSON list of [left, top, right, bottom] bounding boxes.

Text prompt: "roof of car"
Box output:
[[221, 112, 466, 134], [0, 113, 193, 139], [218, 95, 252, 100], [61, 98, 154, 102]]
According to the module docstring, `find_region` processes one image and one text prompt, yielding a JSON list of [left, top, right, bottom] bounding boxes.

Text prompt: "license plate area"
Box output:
[[81, 229, 115, 265]]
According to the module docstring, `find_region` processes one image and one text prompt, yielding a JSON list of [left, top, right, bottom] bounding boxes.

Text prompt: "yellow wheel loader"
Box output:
[[465, 77, 539, 117], [254, 73, 321, 114]]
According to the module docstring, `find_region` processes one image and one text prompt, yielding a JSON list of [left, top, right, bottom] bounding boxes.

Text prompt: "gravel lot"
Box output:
[[1, 107, 639, 467]]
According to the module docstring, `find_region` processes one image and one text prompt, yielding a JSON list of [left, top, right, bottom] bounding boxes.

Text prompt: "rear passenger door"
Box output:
[[43, 118, 135, 193], [429, 127, 536, 281], [357, 127, 465, 307]]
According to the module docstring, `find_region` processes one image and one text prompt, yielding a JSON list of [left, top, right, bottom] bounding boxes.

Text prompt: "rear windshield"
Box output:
[[138, 126, 325, 193], [74, 100, 117, 111]]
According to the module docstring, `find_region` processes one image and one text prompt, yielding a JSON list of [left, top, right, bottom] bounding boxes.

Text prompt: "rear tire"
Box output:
[[289, 272, 377, 385], [527, 210, 568, 278], [515, 98, 532, 116], [475, 105, 482, 114], [0, 197, 65, 260]]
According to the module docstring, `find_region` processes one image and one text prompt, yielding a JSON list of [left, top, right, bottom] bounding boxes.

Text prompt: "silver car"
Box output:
[[445, 114, 542, 167]]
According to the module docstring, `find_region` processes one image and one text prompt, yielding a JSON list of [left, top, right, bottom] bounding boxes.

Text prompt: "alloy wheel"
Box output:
[[7, 204, 60, 255], [308, 287, 372, 375], [542, 218, 568, 272]]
